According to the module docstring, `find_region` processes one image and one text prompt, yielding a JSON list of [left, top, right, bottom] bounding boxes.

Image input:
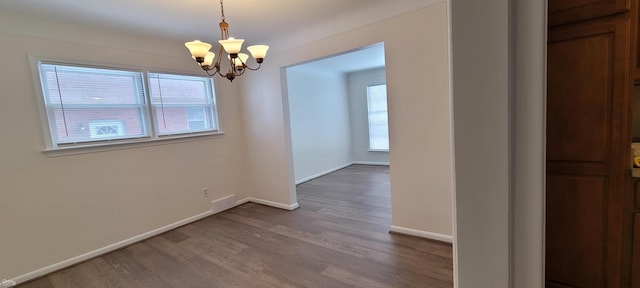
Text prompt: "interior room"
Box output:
[[0, 0, 547, 287], [285, 44, 389, 184]]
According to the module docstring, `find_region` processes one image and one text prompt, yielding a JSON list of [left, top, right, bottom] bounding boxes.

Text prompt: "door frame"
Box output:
[[449, 0, 547, 286]]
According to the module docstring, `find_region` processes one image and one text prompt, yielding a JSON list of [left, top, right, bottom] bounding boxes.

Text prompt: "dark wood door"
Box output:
[[633, 2, 640, 80], [633, 213, 640, 288], [546, 14, 632, 288], [549, 0, 629, 27]]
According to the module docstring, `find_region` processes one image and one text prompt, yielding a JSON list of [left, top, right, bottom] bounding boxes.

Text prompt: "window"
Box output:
[[148, 73, 217, 136], [367, 84, 389, 151], [39, 64, 147, 145], [37, 62, 219, 150]]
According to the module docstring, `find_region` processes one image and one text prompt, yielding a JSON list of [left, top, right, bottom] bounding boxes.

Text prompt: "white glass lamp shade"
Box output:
[[185, 40, 212, 59], [228, 53, 249, 67], [203, 52, 216, 66], [218, 37, 245, 54], [247, 45, 269, 60]]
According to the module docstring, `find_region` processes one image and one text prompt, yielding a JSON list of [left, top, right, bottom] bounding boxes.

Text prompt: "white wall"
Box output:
[[450, 0, 510, 286], [241, 1, 453, 238], [511, 0, 546, 286], [286, 67, 352, 182], [0, 11, 249, 281], [347, 68, 390, 164], [450, 0, 546, 286]]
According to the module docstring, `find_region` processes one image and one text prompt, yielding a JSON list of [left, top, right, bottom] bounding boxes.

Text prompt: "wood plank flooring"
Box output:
[[17, 165, 453, 288]]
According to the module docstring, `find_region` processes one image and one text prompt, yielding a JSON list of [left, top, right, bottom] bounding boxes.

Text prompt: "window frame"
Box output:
[[30, 57, 224, 156], [38, 63, 151, 145], [147, 71, 219, 137]]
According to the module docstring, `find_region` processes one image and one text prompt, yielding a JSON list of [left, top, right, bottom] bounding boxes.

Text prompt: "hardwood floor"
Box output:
[[17, 165, 453, 288]]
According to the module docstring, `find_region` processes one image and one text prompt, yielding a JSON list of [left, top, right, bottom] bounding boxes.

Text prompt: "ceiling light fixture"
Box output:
[[184, 0, 269, 82]]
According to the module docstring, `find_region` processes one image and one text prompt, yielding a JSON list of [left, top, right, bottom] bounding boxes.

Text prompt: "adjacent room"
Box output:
[[285, 43, 389, 184]]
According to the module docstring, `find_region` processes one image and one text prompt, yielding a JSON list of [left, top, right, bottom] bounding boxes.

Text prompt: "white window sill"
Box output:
[[43, 131, 225, 157], [368, 149, 389, 152]]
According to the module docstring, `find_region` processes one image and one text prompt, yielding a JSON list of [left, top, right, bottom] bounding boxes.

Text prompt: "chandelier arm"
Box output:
[[203, 69, 219, 77], [201, 64, 222, 77], [214, 46, 224, 68], [235, 57, 261, 71], [234, 67, 247, 77], [243, 63, 262, 71], [206, 67, 235, 81]]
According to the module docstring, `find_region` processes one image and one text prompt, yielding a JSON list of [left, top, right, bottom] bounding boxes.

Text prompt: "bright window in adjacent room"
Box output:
[[366, 84, 389, 151], [148, 73, 218, 136], [37, 62, 220, 150]]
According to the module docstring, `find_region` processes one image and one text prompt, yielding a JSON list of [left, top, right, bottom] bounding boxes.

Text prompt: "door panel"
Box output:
[[546, 175, 606, 287], [549, 0, 629, 27], [546, 14, 631, 288], [632, 214, 640, 288], [547, 33, 612, 164], [633, 1, 640, 80]]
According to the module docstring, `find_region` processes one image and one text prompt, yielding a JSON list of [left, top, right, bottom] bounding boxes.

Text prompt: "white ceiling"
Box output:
[[0, 0, 439, 46], [0, 0, 438, 72]]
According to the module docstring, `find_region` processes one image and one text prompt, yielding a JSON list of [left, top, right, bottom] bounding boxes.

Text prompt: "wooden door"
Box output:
[[633, 212, 640, 287], [549, 0, 629, 27], [633, 1, 640, 80], [546, 14, 632, 288]]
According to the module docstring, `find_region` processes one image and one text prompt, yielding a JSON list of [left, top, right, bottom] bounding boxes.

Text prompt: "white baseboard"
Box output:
[[12, 208, 219, 284], [235, 197, 251, 206], [352, 161, 390, 166], [389, 225, 453, 243], [294, 162, 352, 185], [239, 197, 299, 211]]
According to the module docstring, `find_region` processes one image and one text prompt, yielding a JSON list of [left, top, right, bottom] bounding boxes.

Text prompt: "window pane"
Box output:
[[367, 84, 389, 150], [49, 108, 146, 143], [187, 107, 207, 130], [148, 73, 218, 135], [39, 63, 148, 144]]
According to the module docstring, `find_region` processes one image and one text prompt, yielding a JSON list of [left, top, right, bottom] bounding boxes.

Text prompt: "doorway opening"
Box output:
[[282, 43, 390, 214], [284, 43, 389, 185]]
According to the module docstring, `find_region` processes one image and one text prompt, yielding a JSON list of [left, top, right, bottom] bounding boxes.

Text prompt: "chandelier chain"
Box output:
[[219, 0, 226, 21]]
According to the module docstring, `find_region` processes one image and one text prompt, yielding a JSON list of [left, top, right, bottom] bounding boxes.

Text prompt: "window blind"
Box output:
[[148, 72, 218, 136], [39, 63, 148, 145]]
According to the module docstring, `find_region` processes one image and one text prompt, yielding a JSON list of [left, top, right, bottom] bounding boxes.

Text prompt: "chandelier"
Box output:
[[184, 0, 269, 82]]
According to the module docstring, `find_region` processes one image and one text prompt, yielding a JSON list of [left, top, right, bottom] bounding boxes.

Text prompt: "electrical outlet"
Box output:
[[1, 279, 16, 288], [202, 187, 209, 198]]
